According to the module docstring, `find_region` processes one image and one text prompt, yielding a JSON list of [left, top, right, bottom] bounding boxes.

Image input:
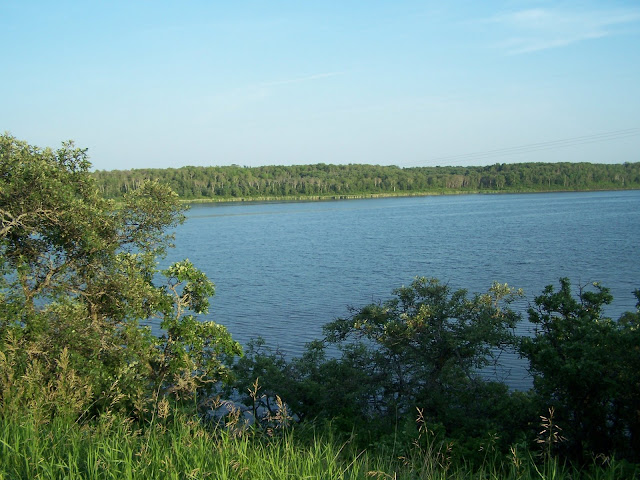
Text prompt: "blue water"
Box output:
[[166, 191, 640, 389]]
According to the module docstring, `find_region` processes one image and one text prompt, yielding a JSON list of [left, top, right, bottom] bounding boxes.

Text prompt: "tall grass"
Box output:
[[0, 408, 636, 480], [0, 346, 636, 479], [0, 410, 364, 479]]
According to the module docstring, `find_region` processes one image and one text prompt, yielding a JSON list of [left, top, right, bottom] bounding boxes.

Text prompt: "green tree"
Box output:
[[233, 277, 530, 452], [322, 278, 523, 416], [520, 279, 640, 461], [0, 134, 240, 417], [615, 291, 640, 459]]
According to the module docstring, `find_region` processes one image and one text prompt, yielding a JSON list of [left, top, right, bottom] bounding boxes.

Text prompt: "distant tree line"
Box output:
[[92, 162, 640, 200]]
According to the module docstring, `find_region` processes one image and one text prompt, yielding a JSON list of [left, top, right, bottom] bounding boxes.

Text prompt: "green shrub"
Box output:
[[0, 134, 241, 419]]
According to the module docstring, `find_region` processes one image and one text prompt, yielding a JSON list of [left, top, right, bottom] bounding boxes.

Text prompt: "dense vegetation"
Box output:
[[2, 134, 639, 478], [92, 161, 640, 201], [233, 279, 640, 466]]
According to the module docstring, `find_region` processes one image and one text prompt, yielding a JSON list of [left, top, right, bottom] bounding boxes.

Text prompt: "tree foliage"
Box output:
[[91, 162, 640, 200], [235, 277, 640, 463], [520, 279, 640, 461], [0, 134, 241, 418], [233, 278, 532, 455], [322, 278, 523, 415]]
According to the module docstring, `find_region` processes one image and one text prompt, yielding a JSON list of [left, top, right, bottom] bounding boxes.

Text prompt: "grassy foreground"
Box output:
[[0, 410, 635, 480]]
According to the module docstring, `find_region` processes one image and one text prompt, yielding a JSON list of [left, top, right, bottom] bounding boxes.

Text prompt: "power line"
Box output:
[[399, 128, 640, 167]]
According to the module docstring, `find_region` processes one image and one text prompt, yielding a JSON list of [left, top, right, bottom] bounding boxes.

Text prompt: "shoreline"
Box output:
[[179, 186, 639, 205]]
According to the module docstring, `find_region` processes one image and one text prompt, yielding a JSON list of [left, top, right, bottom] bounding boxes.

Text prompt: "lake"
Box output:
[[166, 190, 640, 389]]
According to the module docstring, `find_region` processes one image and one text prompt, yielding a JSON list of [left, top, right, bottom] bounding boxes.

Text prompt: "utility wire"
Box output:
[[399, 128, 640, 167]]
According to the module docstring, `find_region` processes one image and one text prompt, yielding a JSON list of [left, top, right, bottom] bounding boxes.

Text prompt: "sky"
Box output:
[[1, 1, 639, 171]]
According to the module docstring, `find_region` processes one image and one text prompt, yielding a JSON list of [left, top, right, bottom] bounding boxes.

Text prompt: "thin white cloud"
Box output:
[[485, 6, 640, 54], [501, 30, 608, 55], [201, 72, 346, 113], [261, 71, 345, 87]]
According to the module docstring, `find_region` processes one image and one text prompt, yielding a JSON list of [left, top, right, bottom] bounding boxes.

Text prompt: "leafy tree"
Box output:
[[0, 134, 240, 417], [233, 277, 530, 451], [322, 278, 523, 417], [520, 279, 640, 461], [615, 291, 640, 459]]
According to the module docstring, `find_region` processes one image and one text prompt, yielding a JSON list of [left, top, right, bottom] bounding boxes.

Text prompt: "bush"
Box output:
[[520, 278, 640, 462], [0, 134, 241, 419], [234, 278, 534, 452]]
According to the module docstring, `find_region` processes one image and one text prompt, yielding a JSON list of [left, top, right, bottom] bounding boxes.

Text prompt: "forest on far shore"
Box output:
[[92, 161, 640, 200]]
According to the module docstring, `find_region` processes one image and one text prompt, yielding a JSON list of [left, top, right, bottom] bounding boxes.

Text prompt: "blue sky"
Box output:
[[2, 1, 639, 171]]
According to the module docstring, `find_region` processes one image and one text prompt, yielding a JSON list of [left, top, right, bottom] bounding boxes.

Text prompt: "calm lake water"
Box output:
[[166, 190, 640, 389]]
